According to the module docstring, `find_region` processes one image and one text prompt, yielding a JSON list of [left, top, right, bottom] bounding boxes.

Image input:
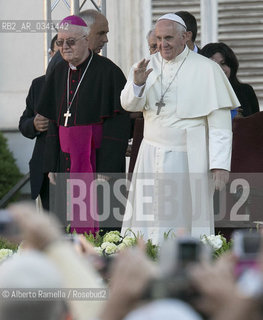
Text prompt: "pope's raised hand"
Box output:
[[134, 59, 153, 86]]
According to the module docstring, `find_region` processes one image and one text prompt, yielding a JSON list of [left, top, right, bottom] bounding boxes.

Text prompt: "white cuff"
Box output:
[[209, 128, 232, 170], [133, 83, 146, 97]]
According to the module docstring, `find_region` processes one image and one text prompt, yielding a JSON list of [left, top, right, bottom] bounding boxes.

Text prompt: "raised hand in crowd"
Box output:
[[190, 253, 262, 320], [99, 247, 159, 320]]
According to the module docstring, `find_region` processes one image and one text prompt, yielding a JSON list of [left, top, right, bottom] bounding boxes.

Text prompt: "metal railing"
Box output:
[[0, 173, 30, 208]]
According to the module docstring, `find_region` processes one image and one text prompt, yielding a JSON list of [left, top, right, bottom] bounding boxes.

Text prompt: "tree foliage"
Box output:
[[0, 132, 22, 202]]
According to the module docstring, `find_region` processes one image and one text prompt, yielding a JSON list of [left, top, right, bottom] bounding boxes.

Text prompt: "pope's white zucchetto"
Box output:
[[158, 13, 187, 29]]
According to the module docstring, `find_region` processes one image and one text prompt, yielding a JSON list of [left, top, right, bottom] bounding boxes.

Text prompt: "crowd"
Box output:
[[2, 7, 261, 320], [1, 202, 263, 320]]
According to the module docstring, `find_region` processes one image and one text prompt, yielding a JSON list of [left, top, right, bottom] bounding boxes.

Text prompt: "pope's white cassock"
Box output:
[[121, 46, 240, 244]]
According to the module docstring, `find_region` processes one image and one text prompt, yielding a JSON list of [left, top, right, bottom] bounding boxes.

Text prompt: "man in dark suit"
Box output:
[[19, 75, 50, 209], [19, 35, 58, 210], [175, 11, 201, 53]]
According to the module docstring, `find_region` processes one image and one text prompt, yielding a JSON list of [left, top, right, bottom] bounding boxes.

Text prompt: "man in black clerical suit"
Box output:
[[19, 35, 59, 210], [19, 76, 50, 209], [37, 15, 130, 233], [38, 14, 129, 176], [175, 11, 201, 53]]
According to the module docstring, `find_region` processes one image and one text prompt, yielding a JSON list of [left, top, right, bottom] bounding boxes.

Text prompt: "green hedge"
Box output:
[[0, 132, 22, 204]]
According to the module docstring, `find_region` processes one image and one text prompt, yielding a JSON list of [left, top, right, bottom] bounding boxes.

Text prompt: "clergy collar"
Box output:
[[69, 50, 93, 71], [69, 63, 77, 70], [161, 45, 189, 64]]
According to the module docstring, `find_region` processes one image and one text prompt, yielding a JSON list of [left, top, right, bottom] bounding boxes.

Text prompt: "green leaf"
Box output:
[[0, 237, 18, 251]]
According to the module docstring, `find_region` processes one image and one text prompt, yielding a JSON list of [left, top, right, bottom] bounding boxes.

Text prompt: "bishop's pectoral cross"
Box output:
[[64, 109, 72, 127], [155, 97, 165, 115]]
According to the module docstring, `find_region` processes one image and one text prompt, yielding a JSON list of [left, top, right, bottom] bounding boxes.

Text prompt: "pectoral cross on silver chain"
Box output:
[[64, 51, 94, 127], [155, 97, 165, 115], [156, 50, 189, 116], [64, 109, 72, 127]]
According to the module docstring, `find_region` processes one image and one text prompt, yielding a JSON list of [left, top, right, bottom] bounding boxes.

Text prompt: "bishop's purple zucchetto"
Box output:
[[59, 15, 87, 27]]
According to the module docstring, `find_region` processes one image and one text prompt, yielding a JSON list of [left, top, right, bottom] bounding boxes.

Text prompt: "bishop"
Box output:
[[37, 14, 130, 234]]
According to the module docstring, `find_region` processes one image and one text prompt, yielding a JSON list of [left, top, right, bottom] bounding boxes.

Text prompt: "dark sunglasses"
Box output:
[[56, 35, 86, 47]]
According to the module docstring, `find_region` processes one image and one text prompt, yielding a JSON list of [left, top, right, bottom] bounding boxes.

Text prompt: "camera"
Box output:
[[143, 237, 211, 302], [232, 230, 262, 277], [233, 230, 261, 260], [174, 237, 208, 268], [159, 236, 211, 276], [232, 230, 263, 298], [0, 209, 19, 238]]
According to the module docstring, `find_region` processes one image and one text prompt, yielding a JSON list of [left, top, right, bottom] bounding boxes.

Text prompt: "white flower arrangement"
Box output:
[[82, 229, 230, 260], [103, 243, 118, 255], [103, 231, 121, 244], [201, 234, 223, 250], [117, 243, 127, 251], [122, 236, 136, 247], [94, 246, 103, 255], [95, 231, 136, 256], [0, 248, 13, 263], [201, 234, 232, 257]]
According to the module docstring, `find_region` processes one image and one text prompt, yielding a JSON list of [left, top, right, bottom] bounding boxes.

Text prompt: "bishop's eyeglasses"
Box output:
[[56, 35, 86, 47]]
